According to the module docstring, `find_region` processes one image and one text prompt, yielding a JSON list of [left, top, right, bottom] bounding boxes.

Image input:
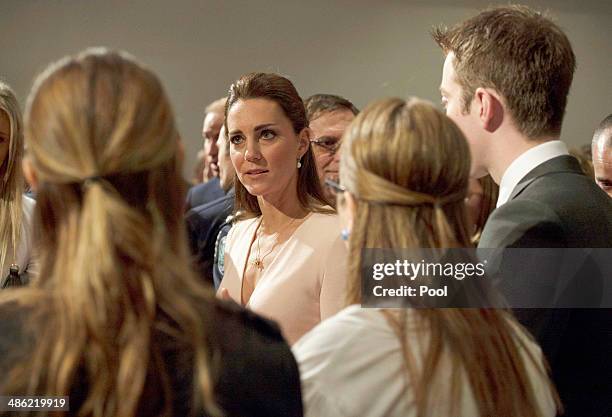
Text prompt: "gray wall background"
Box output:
[[2, 0, 611, 179]]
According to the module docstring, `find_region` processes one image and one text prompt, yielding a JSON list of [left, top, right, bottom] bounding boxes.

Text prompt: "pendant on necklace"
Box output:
[[252, 258, 264, 270]]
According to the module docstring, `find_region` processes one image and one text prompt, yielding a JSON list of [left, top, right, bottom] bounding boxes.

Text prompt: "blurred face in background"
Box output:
[[216, 124, 235, 192], [465, 177, 484, 229], [0, 110, 10, 175], [309, 109, 355, 203], [191, 149, 206, 184], [592, 139, 612, 197], [201, 110, 224, 180]]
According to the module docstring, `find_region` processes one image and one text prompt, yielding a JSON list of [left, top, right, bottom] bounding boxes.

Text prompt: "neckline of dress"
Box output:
[[239, 212, 315, 306]]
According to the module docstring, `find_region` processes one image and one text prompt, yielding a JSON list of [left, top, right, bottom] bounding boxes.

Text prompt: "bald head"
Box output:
[[592, 114, 612, 197]]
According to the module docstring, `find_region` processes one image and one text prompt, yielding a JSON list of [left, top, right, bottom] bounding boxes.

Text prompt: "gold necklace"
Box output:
[[251, 217, 298, 271]]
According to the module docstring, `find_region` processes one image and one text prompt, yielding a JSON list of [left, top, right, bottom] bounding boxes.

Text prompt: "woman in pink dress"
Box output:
[[218, 73, 348, 345]]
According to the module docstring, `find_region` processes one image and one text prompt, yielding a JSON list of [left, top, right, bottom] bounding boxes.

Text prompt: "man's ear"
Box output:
[[22, 157, 38, 191], [298, 127, 311, 158], [474, 88, 504, 133]]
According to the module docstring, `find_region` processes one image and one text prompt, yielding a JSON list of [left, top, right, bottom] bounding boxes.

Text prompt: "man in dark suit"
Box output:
[[186, 124, 235, 287], [185, 97, 226, 211], [434, 6, 612, 416], [186, 189, 234, 288]]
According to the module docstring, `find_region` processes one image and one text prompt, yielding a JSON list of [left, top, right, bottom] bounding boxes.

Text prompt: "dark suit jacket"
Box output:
[[479, 155, 612, 417], [185, 177, 225, 212], [186, 189, 235, 288]]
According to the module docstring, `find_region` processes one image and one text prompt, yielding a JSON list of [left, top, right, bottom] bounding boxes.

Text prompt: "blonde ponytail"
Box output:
[[341, 97, 559, 417], [1, 49, 221, 417]]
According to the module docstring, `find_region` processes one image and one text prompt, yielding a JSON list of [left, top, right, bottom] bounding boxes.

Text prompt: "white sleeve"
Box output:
[[293, 311, 356, 417], [301, 379, 348, 417], [20, 196, 38, 284]]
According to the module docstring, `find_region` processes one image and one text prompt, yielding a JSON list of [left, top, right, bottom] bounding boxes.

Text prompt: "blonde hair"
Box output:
[[340, 97, 559, 417], [0, 82, 25, 276], [1, 49, 219, 416], [204, 96, 226, 116]]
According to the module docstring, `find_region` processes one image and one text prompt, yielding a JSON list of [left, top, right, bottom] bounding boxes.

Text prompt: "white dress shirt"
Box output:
[[497, 140, 569, 207], [293, 305, 557, 417]]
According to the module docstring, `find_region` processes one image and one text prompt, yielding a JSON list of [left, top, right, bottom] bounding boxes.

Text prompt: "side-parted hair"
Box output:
[[340, 97, 559, 417], [432, 5, 575, 139], [0, 82, 25, 275], [225, 72, 331, 218], [1, 49, 220, 417], [304, 93, 359, 121]]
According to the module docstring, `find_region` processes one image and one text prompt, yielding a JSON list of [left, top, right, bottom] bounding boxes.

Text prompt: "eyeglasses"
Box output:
[[310, 137, 341, 154], [325, 178, 346, 195]]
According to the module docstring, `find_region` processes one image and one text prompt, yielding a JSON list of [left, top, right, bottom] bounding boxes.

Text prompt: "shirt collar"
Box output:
[[496, 140, 569, 207]]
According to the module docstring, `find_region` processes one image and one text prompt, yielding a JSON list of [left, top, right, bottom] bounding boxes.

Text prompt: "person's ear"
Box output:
[[336, 190, 357, 243], [22, 157, 38, 191], [474, 88, 504, 133], [297, 127, 311, 158]]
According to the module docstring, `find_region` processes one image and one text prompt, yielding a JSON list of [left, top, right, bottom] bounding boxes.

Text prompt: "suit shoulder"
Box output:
[[187, 195, 232, 219], [479, 199, 566, 248], [489, 198, 561, 224], [514, 173, 612, 243]]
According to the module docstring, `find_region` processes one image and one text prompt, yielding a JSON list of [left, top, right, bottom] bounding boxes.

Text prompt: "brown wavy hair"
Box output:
[[0, 49, 220, 417], [225, 72, 331, 218], [340, 97, 560, 417], [471, 175, 499, 244]]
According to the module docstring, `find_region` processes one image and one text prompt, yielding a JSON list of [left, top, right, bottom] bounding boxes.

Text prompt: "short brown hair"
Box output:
[[432, 5, 576, 139], [304, 93, 359, 121], [225, 72, 331, 217]]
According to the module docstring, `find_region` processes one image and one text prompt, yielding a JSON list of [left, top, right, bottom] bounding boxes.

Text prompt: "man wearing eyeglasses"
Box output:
[[304, 94, 358, 206]]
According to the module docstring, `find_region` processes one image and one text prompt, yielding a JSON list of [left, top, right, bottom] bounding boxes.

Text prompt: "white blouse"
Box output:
[[1, 196, 36, 285], [293, 305, 557, 417]]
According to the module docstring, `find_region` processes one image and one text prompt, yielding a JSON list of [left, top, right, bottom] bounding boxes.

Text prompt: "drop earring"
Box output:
[[297, 158, 302, 168], [341, 228, 350, 241]]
